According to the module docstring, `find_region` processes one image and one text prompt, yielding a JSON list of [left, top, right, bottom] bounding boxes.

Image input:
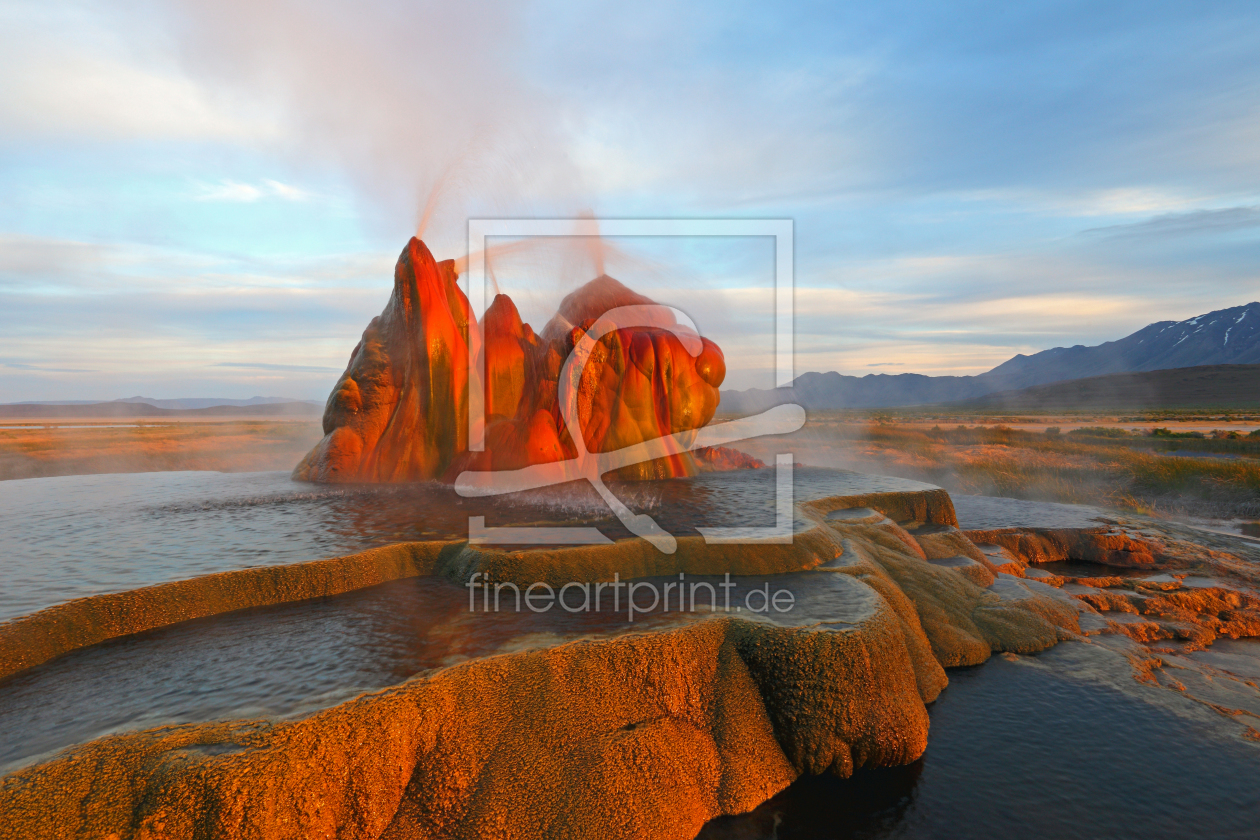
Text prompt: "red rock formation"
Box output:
[[294, 239, 474, 482], [296, 239, 732, 483]]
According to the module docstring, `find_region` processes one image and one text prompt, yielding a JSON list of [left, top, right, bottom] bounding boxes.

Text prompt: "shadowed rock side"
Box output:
[[1, 489, 1092, 840], [295, 240, 730, 483]]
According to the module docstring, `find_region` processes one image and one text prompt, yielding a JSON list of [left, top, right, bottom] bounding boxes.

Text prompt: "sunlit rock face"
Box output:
[[296, 239, 728, 483], [294, 239, 474, 482]]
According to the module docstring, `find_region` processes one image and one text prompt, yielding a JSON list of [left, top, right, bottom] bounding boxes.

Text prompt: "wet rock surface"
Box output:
[[962, 514, 1260, 659], [294, 239, 474, 483]]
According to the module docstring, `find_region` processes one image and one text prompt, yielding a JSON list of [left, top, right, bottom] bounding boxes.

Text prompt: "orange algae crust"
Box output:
[[962, 526, 1166, 569], [295, 240, 473, 483], [443, 525, 845, 589], [812, 487, 960, 528]]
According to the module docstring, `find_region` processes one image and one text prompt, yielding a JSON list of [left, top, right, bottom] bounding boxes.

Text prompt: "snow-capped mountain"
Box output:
[[720, 302, 1260, 410], [982, 302, 1260, 390]]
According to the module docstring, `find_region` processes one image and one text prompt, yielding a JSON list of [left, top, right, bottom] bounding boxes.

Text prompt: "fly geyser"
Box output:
[[293, 237, 732, 484]]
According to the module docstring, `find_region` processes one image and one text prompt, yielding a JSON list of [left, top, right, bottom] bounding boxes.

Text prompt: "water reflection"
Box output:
[[697, 764, 922, 840], [698, 654, 1260, 840]]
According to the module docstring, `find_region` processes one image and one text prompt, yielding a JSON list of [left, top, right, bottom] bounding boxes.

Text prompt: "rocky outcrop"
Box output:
[[295, 241, 730, 484], [1066, 576, 1260, 649], [962, 526, 1167, 569], [961, 521, 1260, 653], [694, 446, 766, 472]]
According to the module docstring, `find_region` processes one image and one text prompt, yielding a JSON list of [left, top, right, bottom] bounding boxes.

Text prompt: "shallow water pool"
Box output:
[[0, 467, 933, 621]]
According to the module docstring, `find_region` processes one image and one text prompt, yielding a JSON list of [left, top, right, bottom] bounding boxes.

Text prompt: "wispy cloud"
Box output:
[[1082, 206, 1260, 240], [194, 180, 315, 203], [212, 361, 341, 373], [0, 234, 391, 294], [0, 3, 277, 143], [1, 360, 99, 373]]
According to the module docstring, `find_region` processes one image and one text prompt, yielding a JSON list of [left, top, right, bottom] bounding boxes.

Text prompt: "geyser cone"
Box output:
[[294, 237, 473, 482], [562, 291, 725, 479]]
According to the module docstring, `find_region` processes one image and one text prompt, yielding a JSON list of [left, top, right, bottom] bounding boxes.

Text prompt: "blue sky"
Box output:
[[1, 0, 1258, 400]]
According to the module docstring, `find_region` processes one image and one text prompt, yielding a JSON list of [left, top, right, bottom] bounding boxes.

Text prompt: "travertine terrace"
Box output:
[[3, 476, 1259, 838], [2, 485, 1089, 839]]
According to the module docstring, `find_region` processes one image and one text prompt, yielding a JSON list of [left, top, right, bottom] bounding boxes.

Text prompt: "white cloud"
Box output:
[[0, 233, 394, 294], [0, 2, 277, 143]]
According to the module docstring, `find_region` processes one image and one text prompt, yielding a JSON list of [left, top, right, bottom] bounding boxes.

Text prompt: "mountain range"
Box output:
[[720, 301, 1260, 411]]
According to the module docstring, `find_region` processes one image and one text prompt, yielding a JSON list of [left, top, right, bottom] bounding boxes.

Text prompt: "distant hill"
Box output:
[[722, 370, 997, 412], [113, 396, 315, 410], [0, 401, 322, 419], [720, 301, 1260, 412], [12, 396, 316, 410], [950, 364, 1260, 411]]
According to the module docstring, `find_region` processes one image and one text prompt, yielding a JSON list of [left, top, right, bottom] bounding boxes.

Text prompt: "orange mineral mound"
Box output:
[[295, 238, 736, 483]]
